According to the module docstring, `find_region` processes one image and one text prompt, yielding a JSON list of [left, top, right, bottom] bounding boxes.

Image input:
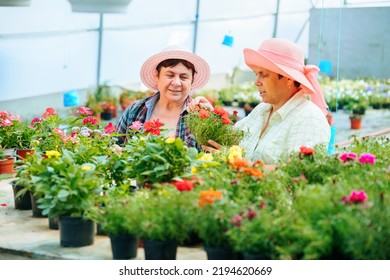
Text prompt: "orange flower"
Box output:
[[198, 188, 223, 207], [231, 158, 249, 169], [241, 167, 263, 178]]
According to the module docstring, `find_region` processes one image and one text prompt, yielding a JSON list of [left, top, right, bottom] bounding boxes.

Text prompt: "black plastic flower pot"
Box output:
[[109, 233, 138, 260], [143, 239, 177, 260], [59, 216, 95, 247], [12, 182, 32, 210]]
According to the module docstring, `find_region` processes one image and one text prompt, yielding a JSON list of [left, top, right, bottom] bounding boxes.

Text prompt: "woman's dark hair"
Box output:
[[278, 74, 300, 88], [156, 59, 196, 77]]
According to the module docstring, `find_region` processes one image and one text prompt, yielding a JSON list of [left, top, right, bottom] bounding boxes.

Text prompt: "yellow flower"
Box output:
[[228, 145, 243, 163], [45, 150, 61, 158], [165, 137, 175, 144], [199, 153, 213, 161], [81, 165, 91, 171], [191, 166, 198, 175]]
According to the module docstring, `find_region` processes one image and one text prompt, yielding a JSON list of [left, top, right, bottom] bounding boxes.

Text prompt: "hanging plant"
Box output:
[[67, 0, 132, 13], [0, 0, 30, 6]]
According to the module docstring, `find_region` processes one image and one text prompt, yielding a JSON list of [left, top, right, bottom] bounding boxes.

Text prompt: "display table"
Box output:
[[0, 177, 207, 260]]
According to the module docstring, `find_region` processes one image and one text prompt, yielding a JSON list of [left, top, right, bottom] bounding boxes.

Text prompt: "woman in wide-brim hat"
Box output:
[[116, 45, 210, 148], [202, 38, 331, 165]]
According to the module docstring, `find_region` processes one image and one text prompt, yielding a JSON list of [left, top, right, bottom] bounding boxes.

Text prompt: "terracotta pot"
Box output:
[[0, 156, 14, 174], [16, 149, 35, 160], [350, 117, 362, 130]]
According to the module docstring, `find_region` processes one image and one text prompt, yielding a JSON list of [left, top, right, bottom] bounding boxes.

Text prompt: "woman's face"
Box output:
[[154, 62, 193, 103], [252, 66, 291, 109]]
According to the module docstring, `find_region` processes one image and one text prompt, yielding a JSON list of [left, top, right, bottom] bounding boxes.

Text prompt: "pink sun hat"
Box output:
[[243, 38, 328, 115], [140, 45, 210, 91]]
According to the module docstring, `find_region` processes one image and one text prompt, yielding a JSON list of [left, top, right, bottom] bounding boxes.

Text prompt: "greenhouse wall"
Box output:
[[309, 7, 390, 79]]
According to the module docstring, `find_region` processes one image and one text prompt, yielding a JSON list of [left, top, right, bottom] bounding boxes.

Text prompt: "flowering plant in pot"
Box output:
[[0, 110, 22, 149], [124, 119, 198, 186], [185, 106, 245, 147], [134, 183, 199, 259], [88, 189, 142, 259], [30, 149, 104, 246]]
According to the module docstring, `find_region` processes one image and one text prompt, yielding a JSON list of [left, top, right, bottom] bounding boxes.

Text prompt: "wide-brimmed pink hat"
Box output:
[[243, 38, 328, 115], [140, 45, 210, 91]]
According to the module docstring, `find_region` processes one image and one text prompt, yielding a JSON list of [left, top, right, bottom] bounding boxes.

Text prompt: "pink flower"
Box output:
[[230, 214, 243, 227], [0, 118, 13, 127], [358, 153, 376, 165], [104, 122, 115, 134], [75, 107, 93, 116], [129, 121, 143, 131], [342, 190, 368, 204], [339, 152, 357, 163], [82, 116, 99, 125], [53, 128, 65, 136]]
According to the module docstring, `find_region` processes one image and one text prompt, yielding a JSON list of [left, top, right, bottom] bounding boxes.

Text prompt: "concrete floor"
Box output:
[[0, 178, 207, 260]]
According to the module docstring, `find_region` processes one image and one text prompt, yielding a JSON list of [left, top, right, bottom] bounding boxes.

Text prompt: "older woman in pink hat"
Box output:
[[200, 38, 331, 165], [116, 45, 210, 148]]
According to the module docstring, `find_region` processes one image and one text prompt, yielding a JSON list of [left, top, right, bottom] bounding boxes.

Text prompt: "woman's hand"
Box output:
[[188, 96, 214, 112], [201, 140, 222, 153]]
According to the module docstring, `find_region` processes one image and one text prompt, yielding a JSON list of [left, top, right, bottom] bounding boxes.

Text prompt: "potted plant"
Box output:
[[185, 106, 245, 148], [136, 183, 198, 259], [345, 96, 369, 130], [68, 0, 132, 13], [85, 84, 118, 119], [88, 190, 141, 259], [0, 148, 14, 175], [124, 119, 198, 187], [0, 0, 30, 7], [31, 149, 104, 247], [14, 121, 36, 160], [0, 110, 22, 150]]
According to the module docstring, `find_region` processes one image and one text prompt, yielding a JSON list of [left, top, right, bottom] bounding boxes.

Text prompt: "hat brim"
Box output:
[[140, 50, 210, 91], [243, 48, 316, 95]]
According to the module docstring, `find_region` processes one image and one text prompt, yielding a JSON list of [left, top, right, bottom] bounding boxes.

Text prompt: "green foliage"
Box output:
[[136, 185, 198, 242], [124, 135, 197, 185], [29, 149, 104, 217], [185, 107, 245, 147]]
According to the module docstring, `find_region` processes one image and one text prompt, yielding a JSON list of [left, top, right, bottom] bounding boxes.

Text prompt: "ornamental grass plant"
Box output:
[[185, 106, 245, 147]]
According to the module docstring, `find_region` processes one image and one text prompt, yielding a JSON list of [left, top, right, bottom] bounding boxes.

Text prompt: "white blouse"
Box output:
[[235, 91, 331, 164]]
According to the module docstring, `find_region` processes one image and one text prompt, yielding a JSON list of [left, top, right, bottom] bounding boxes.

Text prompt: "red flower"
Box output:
[[198, 109, 210, 119], [213, 106, 227, 117], [221, 114, 231, 125], [83, 116, 99, 125], [247, 209, 257, 220], [42, 108, 57, 118], [143, 119, 164, 136], [0, 203, 7, 207], [172, 179, 194, 192], [104, 122, 115, 134], [299, 146, 314, 156]]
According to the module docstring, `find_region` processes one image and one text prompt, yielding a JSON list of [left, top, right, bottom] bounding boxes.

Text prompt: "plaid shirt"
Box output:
[[115, 92, 199, 149]]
